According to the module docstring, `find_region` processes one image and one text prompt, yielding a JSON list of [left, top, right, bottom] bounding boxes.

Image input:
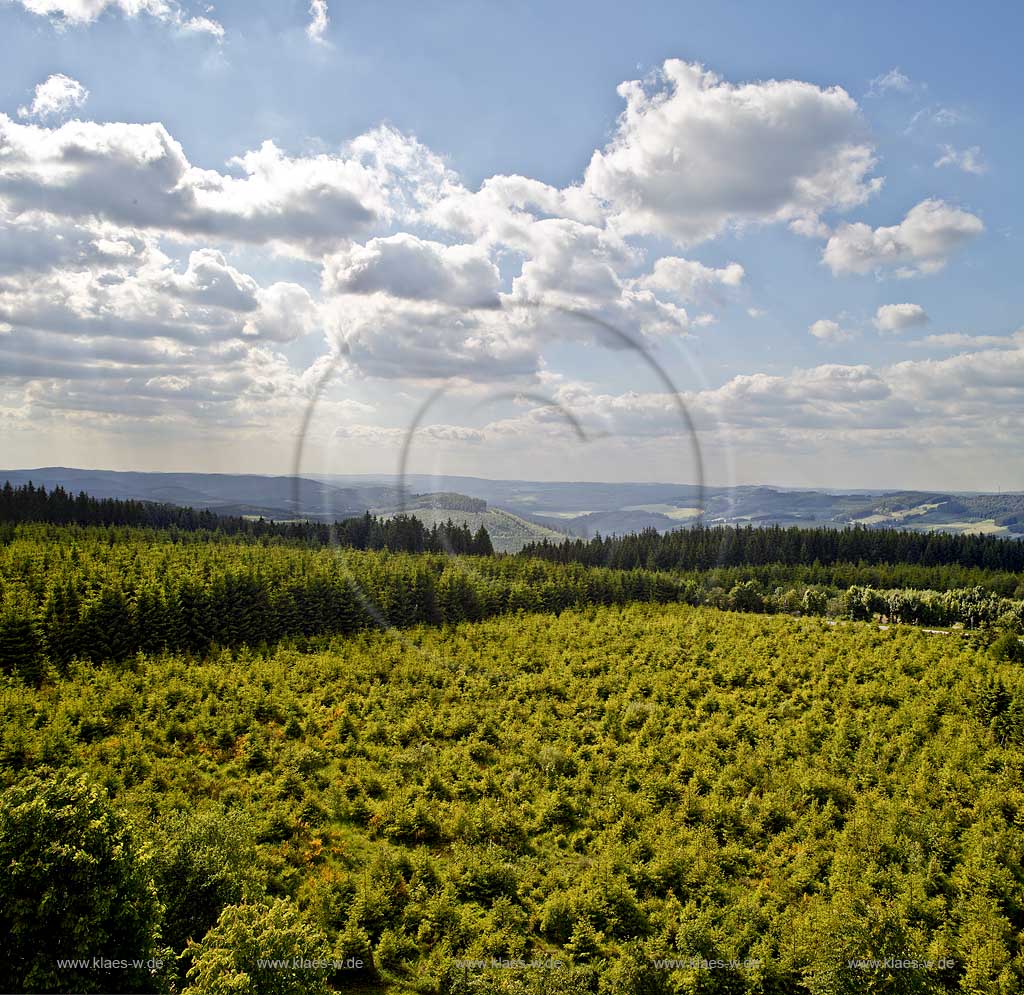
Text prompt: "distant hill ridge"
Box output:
[[0, 480, 495, 555], [3, 468, 1022, 541], [394, 492, 488, 513]]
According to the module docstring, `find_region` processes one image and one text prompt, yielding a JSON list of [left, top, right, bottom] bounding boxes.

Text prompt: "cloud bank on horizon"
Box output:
[[0, 0, 1018, 490]]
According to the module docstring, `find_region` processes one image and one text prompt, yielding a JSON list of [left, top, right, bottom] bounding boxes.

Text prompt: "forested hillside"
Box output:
[[521, 523, 1024, 572], [0, 481, 494, 554], [4, 605, 1024, 993], [1, 524, 1023, 685], [2, 514, 1024, 993]]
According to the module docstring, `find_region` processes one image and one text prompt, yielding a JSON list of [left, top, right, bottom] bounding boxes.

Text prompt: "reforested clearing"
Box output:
[[3, 599, 1024, 993]]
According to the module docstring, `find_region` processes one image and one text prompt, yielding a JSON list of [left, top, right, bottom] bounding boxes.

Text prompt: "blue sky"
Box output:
[[1, 0, 1021, 489]]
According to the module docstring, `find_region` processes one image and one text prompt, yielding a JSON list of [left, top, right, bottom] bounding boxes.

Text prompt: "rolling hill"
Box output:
[[4, 468, 1022, 542], [371, 496, 567, 553]]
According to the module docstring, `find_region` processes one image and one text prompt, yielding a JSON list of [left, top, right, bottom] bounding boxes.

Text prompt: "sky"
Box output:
[[1, 0, 1022, 490]]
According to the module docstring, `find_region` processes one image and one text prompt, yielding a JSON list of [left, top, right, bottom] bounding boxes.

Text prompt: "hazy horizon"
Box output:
[[1, 463, 1015, 498]]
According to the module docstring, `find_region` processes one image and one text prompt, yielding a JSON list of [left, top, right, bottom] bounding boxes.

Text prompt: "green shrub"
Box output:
[[728, 581, 765, 614], [182, 899, 332, 995], [153, 805, 263, 953], [599, 942, 671, 994], [990, 630, 1024, 663], [0, 773, 160, 994]]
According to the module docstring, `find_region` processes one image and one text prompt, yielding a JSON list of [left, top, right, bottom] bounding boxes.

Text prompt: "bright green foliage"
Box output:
[[182, 899, 333, 995], [0, 773, 160, 994], [4, 604, 1024, 991], [4, 521, 1024, 992]]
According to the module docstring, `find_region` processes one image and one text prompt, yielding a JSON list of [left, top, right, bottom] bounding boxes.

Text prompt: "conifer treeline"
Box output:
[[520, 522, 1024, 572], [0, 535, 688, 680], [0, 482, 493, 555], [1, 526, 1022, 683]]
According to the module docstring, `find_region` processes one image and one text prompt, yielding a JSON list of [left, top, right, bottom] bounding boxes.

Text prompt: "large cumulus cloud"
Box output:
[[583, 60, 881, 245], [0, 117, 442, 254]]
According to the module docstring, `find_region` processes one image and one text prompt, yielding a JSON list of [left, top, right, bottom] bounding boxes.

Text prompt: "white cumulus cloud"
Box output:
[[17, 74, 89, 121], [243, 283, 319, 342], [0, 116, 428, 255], [809, 319, 856, 343], [323, 233, 501, 308], [635, 256, 744, 302], [161, 248, 258, 311], [506, 218, 691, 343], [583, 59, 881, 245], [823, 198, 983, 277], [874, 303, 928, 333]]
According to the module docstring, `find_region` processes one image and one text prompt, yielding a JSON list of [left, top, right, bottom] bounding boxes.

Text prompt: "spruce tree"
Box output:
[[41, 580, 83, 673], [472, 525, 494, 556], [0, 595, 44, 684]]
